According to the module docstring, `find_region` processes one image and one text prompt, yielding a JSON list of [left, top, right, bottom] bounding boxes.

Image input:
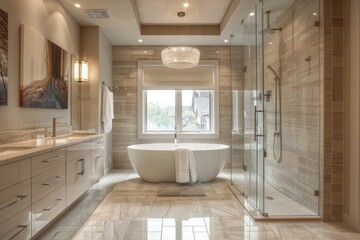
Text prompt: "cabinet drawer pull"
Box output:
[[77, 158, 85, 176], [0, 195, 27, 211], [96, 141, 104, 144], [8, 225, 28, 240], [42, 176, 64, 186], [42, 155, 63, 163], [42, 198, 62, 212], [96, 154, 104, 159]]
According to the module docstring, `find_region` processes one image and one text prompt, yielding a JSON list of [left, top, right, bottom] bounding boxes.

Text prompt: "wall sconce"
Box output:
[[74, 60, 88, 82]]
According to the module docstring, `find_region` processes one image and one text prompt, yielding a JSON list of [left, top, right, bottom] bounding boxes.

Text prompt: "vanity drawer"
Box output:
[[32, 148, 65, 176], [0, 158, 31, 191], [32, 185, 65, 236], [66, 142, 91, 162], [32, 165, 65, 203], [0, 179, 31, 224], [0, 206, 31, 240]]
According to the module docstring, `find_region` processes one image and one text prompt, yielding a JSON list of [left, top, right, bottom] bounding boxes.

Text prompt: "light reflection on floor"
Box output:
[[147, 217, 210, 240], [37, 170, 359, 240]]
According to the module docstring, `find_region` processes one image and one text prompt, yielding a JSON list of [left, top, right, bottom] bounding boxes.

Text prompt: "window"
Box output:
[[138, 60, 219, 138], [182, 90, 212, 131], [146, 90, 175, 131]]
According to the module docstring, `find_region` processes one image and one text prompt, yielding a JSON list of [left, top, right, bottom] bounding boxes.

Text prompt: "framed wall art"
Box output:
[[20, 25, 70, 109]]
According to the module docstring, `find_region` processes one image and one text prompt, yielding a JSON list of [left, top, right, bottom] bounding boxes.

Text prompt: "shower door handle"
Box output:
[[254, 106, 264, 141], [254, 106, 257, 141]]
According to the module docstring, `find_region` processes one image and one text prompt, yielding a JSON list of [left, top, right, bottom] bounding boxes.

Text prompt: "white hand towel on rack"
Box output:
[[175, 148, 197, 183], [102, 84, 114, 133]]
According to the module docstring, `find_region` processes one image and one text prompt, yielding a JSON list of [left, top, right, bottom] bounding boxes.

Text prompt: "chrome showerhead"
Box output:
[[260, 11, 281, 36], [267, 65, 280, 81]]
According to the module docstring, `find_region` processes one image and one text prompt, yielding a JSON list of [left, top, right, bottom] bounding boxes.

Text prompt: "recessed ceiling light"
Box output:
[[74, 3, 81, 8], [224, 39, 228, 43], [249, 12, 255, 16], [138, 39, 143, 43], [269, 42, 273, 45], [312, 12, 318, 16], [144, 51, 147, 54], [216, 51, 220, 54], [183, 3, 189, 7]]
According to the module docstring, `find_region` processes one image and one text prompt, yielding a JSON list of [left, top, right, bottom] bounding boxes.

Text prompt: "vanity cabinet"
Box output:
[[91, 137, 105, 184], [31, 148, 66, 236], [0, 158, 32, 240], [0, 135, 104, 239], [65, 142, 92, 206]]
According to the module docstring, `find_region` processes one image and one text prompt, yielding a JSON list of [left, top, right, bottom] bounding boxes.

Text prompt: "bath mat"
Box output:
[[157, 183, 206, 197]]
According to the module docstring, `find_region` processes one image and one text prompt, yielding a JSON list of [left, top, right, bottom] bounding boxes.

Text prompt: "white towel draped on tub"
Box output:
[[102, 84, 114, 133], [175, 148, 197, 183]]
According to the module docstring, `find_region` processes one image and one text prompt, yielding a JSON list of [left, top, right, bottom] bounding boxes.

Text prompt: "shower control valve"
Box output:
[[264, 90, 272, 102]]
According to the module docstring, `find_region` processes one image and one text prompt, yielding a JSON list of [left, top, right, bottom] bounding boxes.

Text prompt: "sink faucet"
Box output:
[[52, 117, 64, 137]]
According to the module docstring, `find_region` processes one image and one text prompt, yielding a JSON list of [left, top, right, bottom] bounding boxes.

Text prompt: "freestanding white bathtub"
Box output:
[[127, 143, 230, 183]]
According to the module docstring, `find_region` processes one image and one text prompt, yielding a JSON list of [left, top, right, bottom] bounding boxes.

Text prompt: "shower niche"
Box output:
[[230, 0, 321, 219]]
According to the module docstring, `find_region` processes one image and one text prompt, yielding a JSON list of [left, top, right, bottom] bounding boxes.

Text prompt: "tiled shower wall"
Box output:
[[261, 0, 345, 221], [263, 0, 321, 213], [112, 46, 231, 169]]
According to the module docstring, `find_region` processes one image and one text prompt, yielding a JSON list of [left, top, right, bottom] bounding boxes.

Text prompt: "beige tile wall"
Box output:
[[112, 46, 231, 169], [321, 0, 344, 222]]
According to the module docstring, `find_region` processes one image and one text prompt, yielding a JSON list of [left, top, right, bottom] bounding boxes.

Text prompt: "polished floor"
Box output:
[[232, 168, 317, 216], [37, 170, 360, 240]]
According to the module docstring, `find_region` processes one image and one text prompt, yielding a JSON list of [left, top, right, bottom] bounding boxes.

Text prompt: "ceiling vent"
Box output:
[[84, 9, 111, 19]]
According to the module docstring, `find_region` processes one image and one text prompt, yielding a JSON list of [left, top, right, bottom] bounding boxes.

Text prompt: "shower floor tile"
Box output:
[[231, 168, 317, 216]]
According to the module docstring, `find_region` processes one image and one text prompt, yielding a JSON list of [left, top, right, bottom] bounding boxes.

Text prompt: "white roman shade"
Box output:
[[139, 60, 218, 90]]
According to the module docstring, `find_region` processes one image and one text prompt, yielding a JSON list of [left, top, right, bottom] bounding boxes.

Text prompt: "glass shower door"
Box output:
[[242, 2, 265, 214], [232, 0, 321, 218]]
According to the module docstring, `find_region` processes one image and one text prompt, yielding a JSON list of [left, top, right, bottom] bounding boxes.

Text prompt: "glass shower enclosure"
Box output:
[[230, 0, 321, 218]]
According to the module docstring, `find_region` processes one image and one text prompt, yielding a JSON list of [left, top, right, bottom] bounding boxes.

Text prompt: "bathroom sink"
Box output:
[[57, 135, 84, 140], [0, 146, 36, 155]]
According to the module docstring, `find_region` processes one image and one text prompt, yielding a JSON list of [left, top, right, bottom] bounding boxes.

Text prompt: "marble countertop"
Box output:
[[0, 134, 104, 166]]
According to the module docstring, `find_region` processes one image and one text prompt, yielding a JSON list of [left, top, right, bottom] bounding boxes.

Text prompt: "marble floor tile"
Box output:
[[36, 170, 360, 240]]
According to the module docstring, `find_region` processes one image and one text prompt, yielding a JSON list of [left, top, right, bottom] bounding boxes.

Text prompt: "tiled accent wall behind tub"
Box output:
[[112, 46, 232, 169], [321, 0, 344, 222]]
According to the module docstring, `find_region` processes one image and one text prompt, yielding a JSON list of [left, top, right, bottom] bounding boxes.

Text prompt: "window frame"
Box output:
[[138, 60, 219, 139]]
